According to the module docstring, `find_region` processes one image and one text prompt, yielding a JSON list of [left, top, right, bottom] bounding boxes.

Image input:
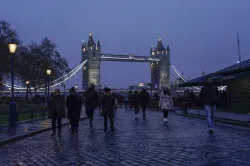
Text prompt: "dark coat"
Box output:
[[139, 90, 150, 105], [199, 84, 219, 106], [101, 92, 115, 115], [48, 94, 66, 118], [132, 93, 140, 108], [85, 88, 99, 109], [66, 93, 82, 119]]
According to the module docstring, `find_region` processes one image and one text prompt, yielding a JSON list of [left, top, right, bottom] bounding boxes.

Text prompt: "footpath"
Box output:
[[0, 113, 87, 146]]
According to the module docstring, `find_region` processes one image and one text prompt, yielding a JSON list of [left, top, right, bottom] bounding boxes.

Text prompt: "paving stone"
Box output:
[[1, 109, 250, 165]]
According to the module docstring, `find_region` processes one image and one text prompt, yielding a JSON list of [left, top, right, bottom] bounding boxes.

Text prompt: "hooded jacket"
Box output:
[[101, 91, 115, 112]]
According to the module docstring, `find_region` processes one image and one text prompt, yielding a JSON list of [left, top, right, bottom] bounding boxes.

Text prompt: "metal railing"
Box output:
[[0, 109, 47, 124]]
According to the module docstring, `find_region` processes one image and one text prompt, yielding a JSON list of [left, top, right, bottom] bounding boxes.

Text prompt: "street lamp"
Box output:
[[46, 69, 51, 104], [61, 83, 66, 97], [26, 80, 29, 100], [8, 38, 17, 126]]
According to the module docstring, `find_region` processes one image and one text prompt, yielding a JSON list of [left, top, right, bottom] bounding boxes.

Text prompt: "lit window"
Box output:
[[91, 46, 92, 50], [96, 46, 98, 50], [151, 63, 153, 67], [83, 67, 86, 70], [152, 52, 155, 55], [83, 48, 86, 51], [162, 51, 164, 54], [157, 51, 159, 54]]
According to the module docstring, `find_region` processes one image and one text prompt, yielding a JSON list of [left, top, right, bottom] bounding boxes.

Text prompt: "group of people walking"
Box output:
[[48, 84, 117, 136], [48, 77, 219, 137]]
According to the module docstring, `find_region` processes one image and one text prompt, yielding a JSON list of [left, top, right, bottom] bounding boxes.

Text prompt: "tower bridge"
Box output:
[[82, 32, 170, 90]]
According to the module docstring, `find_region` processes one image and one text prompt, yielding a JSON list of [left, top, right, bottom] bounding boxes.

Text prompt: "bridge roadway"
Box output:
[[1, 109, 250, 166]]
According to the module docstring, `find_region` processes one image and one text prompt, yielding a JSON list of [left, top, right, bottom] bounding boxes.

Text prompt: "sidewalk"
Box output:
[[0, 114, 87, 146], [175, 108, 250, 127]]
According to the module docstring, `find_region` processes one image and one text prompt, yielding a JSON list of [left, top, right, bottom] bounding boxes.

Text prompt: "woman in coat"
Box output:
[[159, 88, 173, 122], [49, 89, 66, 136]]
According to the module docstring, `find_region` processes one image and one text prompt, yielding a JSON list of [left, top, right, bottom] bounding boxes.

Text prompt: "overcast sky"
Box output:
[[1, 0, 250, 88]]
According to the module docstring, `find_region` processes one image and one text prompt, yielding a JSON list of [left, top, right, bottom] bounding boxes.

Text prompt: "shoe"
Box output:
[[75, 129, 78, 134], [70, 129, 74, 135], [209, 128, 214, 134], [51, 132, 56, 136], [164, 118, 168, 122]]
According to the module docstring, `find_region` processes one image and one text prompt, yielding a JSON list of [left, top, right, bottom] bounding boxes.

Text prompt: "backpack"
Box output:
[[86, 90, 97, 100]]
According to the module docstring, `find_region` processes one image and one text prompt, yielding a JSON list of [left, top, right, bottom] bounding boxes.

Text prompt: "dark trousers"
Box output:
[[69, 115, 80, 129], [52, 112, 62, 133], [85, 107, 95, 123], [104, 112, 114, 129], [134, 106, 139, 115], [163, 109, 169, 118], [141, 104, 146, 116]]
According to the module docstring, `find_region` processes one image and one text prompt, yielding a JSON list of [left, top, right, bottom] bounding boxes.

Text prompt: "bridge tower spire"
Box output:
[[150, 37, 170, 90], [82, 32, 101, 89]]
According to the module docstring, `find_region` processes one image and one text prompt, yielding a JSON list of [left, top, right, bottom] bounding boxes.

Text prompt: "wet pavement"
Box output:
[[1, 108, 250, 166]]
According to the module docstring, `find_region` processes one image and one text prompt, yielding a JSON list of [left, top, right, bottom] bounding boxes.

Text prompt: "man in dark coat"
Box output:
[[101, 87, 116, 132], [199, 77, 219, 134], [66, 87, 82, 134], [139, 88, 150, 117], [85, 84, 99, 127], [132, 90, 140, 118]]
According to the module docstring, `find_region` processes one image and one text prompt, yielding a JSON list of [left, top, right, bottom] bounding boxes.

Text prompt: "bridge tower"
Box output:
[[150, 38, 170, 89], [82, 32, 101, 89]]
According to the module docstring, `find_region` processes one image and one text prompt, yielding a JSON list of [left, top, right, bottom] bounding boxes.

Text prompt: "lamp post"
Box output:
[[61, 83, 66, 98], [8, 39, 17, 126], [26, 80, 29, 100], [46, 69, 51, 106]]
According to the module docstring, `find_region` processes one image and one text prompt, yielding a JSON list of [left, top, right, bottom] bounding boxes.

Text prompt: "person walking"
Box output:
[[101, 87, 116, 132], [48, 89, 66, 136], [85, 84, 99, 127], [132, 90, 140, 118], [159, 88, 173, 122], [66, 87, 82, 135], [139, 88, 150, 117], [199, 77, 219, 134]]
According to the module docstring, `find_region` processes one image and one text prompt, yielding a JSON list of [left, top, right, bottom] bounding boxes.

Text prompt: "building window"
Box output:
[[152, 52, 155, 55], [157, 51, 159, 54]]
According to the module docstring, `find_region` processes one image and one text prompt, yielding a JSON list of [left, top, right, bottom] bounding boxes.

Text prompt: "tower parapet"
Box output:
[[82, 32, 101, 89], [150, 37, 170, 89]]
